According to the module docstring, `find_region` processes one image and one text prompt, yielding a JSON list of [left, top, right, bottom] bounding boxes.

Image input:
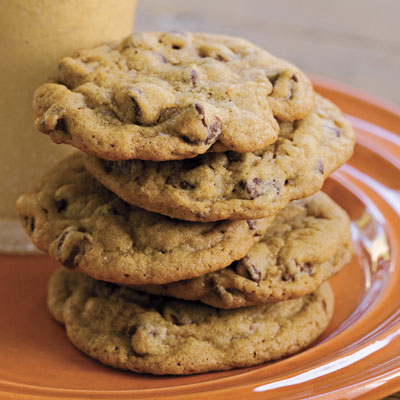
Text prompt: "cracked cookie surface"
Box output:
[[85, 94, 354, 222], [16, 153, 270, 285], [33, 32, 314, 161], [135, 192, 352, 308], [48, 268, 334, 375]]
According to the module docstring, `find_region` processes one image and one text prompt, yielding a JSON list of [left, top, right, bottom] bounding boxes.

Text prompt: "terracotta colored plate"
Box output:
[[0, 78, 400, 400]]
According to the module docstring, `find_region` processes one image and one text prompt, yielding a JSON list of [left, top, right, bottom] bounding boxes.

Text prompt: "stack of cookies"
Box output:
[[17, 32, 355, 375]]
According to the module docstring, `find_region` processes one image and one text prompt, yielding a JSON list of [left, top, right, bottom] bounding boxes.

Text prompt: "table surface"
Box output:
[[136, 0, 400, 105]]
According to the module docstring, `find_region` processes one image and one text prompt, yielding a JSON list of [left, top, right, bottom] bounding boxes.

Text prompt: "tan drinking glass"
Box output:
[[0, 0, 137, 252]]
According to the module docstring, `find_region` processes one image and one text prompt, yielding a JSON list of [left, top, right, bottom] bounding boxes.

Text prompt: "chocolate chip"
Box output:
[[247, 220, 256, 230], [111, 208, 122, 216], [243, 178, 266, 199], [322, 124, 341, 137], [292, 74, 298, 82], [206, 117, 222, 144], [317, 160, 324, 174], [322, 299, 327, 313], [172, 44, 181, 50], [29, 217, 35, 233], [128, 325, 137, 336], [298, 262, 312, 274], [180, 181, 195, 190], [149, 329, 160, 337], [215, 54, 226, 62], [22, 216, 35, 233], [62, 243, 82, 269], [56, 231, 68, 253], [281, 273, 293, 282], [56, 230, 86, 269], [253, 178, 262, 191], [195, 103, 207, 127], [190, 69, 199, 86], [211, 280, 228, 299], [266, 71, 280, 84], [55, 198, 68, 213], [182, 135, 200, 145], [131, 97, 141, 121], [248, 264, 262, 282], [55, 118, 68, 134]]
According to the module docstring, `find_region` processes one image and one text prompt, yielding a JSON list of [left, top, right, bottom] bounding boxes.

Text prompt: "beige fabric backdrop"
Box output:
[[136, 0, 400, 105]]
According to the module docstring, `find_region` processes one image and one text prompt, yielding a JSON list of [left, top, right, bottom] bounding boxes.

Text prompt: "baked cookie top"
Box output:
[[135, 192, 352, 308], [33, 32, 314, 161], [48, 268, 333, 375], [16, 153, 270, 285], [84, 94, 354, 222]]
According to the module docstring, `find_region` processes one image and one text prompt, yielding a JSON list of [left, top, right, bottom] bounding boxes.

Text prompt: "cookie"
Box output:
[[84, 107, 322, 222], [48, 268, 334, 375], [314, 94, 355, 174], [84, 94, 354, 222], [33, 32, 314, 161], [16, 153, 270, 285], [134, 192, 352, 308]]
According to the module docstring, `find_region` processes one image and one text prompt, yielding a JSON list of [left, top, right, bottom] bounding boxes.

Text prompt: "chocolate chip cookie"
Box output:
[[16, 153, 270, 285], [33, 32, 314, 161], [134, 192, 352, 308], [84, 94, 354, 222], [48, 268, 334, 375]]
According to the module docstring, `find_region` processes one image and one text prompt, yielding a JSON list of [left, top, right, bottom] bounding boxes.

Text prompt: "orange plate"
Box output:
[[0, 78, 400, 400]]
